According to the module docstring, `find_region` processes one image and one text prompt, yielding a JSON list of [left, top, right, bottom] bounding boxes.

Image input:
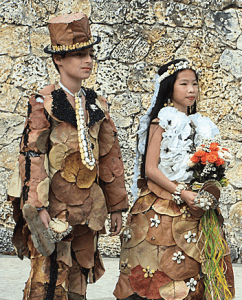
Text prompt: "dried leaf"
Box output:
[[153, 198, 182, 217], [72, 227, 94, 269], [160, 245, 200, 281], [145, 210, 176, 246], [37, 177, 50, 207], [56, 241, 72, 267], [113, 272, 134, 299], [29, 108, 50, 130], [159, 280, 189, 300], [44, 95, 61, 122], [49, 188, 67, 219], [131, 193, 157, 214], [36, 129, 51, 153], [98, 119, 115, 156], [49, 143, 68, 171], [101, 174, 127, 207], [99, 138, 123, 183], [68, 259, 87, 295], [129, 265, 172, 299], [124, 213, 149, 249], [87, 183, 108, 231], [172, 215, 203, 263], [51, 171, 90, 206], [66, 195, 93, 226], [120, 240, 165, 273], [50, 122, 79, 151], [61, 152, 97, 188]]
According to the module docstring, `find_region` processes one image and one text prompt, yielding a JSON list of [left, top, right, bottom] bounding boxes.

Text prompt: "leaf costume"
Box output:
[[114, 107, 235, 300], [8, 84, 129, 299]]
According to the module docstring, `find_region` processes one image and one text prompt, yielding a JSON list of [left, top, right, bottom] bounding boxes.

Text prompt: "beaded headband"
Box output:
[[158, 61, 199, 83]]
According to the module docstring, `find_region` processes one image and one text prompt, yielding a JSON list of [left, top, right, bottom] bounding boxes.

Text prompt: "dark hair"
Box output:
[[52, 53, 66, 73], [140, 58, 199, 177]]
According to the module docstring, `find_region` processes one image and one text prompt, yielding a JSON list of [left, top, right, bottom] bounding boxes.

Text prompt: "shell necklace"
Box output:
[[59, 82, 96, 170]]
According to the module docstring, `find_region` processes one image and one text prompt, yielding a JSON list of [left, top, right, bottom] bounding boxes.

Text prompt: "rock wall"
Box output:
[[0, 0, 242, 261]]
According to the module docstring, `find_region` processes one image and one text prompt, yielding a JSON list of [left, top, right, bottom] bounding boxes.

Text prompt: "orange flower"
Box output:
[[191, 155, 200, 163], [201, 154, 208, 165], [215, 158, 225, 166], [209, 143, 219, 151], [207, 151, 219, 163], [194, 150, 206, 157], [222, 147, 229, 151]]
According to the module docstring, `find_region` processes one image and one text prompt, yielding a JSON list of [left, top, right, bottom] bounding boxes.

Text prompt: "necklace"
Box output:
[[58, 82, 95, 170]]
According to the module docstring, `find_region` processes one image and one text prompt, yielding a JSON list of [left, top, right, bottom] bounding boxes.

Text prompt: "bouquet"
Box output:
[[187, 139, 233, 299], [187, 139, 232, 210]]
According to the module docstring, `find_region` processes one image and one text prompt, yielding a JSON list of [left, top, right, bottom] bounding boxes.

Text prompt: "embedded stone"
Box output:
[[0, 24, 30, 57], [154, 1, 203, 28], [205, 9, 241, 42], [0, 56, 13, 83], [219, 49, 242, 79]]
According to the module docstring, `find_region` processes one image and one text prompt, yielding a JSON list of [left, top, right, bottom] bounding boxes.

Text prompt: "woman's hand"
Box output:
[[180, 190, 204, 217], [38, 208, 51, 229], [110, 211, 122, 236]]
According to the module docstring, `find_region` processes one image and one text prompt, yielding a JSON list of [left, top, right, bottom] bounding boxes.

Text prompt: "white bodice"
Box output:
[[158, 107, 220, 183]]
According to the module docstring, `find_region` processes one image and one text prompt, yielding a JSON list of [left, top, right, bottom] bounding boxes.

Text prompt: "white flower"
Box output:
[[150, 214, 161, 228], [187, 160, 195, 167], [184, 231, 197, 243], [90, 104, 98, 111], [123, 229, 131, 242], [186, 278, 197, 292], [172, 251, 185, 264], [199, 197, 212, 210]]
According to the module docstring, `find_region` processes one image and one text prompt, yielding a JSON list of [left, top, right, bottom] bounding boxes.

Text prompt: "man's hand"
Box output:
[[38, 208, 51, 229], [110, 211, 122, 236]]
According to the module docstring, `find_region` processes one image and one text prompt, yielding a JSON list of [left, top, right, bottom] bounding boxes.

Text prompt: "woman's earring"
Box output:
[[165, 99, 174, 107]]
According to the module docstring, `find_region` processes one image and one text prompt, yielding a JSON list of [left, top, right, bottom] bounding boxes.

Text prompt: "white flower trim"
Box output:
[[172, 251, 185, 264], [184, 231, 197, 243], [150, 214, 161, 228], [186, 278, 197, 292], [123, 229, 132, 243]]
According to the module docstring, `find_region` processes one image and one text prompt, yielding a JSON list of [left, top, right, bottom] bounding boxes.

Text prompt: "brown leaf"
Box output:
[[49, 143, 68, 171], [49, 188, 67, 219], [72, 226, 95, 269], [51, 171, 90, 206], [68, 259, 87, 296], [131, 193, 157, 214], [129, 265, 172, 299], [37, 177, 50, 207], [99, 137, 123, 182], [120, 240, 165, 273], [153, 198, 182, 217], [50, 122, 79, 151], [87, 183, 108, 231], [172, 215, 203, 263], [66, 195, 93, 226], [61, 152, 97, 188], [56, 241, 72, 267], [145, 210, 176, 246], [160, 245, 200, 281], [29, 108, 50, 130], [36, 129, 51, 153], [101, 174, 127, 207], [124, 213, 149, 249], [159, 280, 189, 300], [113, 272, 134, 299], [98, 119, 115, 156]]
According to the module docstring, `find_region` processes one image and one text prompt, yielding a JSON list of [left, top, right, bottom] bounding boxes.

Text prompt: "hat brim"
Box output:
[[44, 36, 101, 55]]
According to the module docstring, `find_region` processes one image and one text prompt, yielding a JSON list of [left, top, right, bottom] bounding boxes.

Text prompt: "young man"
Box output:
[[8, 12, 129, 300]]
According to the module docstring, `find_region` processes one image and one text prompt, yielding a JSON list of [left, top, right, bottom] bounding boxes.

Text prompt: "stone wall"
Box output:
[[0, 0, 242, 261]]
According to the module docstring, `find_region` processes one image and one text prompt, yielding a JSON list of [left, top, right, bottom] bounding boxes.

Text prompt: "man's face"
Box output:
[[55, 48, 94, 82]]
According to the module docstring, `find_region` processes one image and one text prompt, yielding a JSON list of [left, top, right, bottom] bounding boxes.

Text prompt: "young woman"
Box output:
[[8, 12, 128, 300], [114, 59, 235, 300]]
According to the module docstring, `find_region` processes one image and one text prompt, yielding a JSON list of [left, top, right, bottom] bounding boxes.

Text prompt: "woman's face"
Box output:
[[171, 69, 198, 114]]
